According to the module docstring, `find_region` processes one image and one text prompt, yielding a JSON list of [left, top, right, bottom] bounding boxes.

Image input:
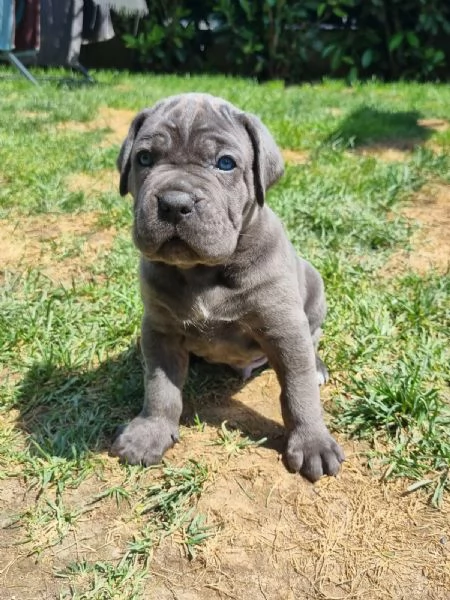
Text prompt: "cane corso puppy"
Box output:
[[110, 93, 344, 482]]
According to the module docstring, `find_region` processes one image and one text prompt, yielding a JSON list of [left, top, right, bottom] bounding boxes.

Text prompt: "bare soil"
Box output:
[[382, 182, 450, 276], [1, 371, 449, 599], [282, 149, 309, 165], [355, 118, 449, 162], [0, 211, 117, 284], [356, 144, 413, 162], [65, 169, 118, 198], [56, 107, 136, 147]]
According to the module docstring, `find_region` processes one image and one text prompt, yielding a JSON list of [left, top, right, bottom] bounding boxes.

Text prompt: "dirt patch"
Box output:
[[0, 478, 58, 600], [353, 118, 449, 162], [282, 149, 309, 165], [418, 118, 449, 132], [56, 107, 136, 147], [357, 144, 411, 162], [159, 370, 450, 600], [328, 107, 343, 117], [383, 182, 450, 276], [113, 84, 133, 92], [0, 469, 136, 600], [0, 212, 118, 284], [65, 169, 118, 197], [2, 369, 449, 599], [157, 456, 449, 600], [355, 139, 416, 162]]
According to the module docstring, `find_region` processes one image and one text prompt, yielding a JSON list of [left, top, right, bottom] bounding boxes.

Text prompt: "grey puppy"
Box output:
[[111, 93, 345, 482]]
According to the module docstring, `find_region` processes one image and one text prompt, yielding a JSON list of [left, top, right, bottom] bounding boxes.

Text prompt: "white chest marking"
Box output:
[[194, 298, 210, 321]]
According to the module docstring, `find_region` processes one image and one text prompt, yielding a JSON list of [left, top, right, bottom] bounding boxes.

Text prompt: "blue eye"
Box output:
[[216, 155, 236, 171], [137, 150, 153, 167]]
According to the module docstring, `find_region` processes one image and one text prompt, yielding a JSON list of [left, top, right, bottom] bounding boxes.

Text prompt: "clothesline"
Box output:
[[0, 0, 148, 84]]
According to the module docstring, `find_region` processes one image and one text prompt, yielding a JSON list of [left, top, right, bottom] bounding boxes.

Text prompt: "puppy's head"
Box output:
[[117, 93, 284, 268]]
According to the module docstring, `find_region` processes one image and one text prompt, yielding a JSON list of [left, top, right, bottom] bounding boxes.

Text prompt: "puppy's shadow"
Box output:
[[182, 355, 285, 453], [14, 343, 285, 462]]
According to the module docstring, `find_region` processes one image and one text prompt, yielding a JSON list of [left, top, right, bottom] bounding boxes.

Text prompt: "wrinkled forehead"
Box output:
[[135, 94, 250, 155]]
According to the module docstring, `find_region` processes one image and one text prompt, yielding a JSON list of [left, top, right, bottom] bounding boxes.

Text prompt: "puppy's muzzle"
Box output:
[[157, 191, 195, 225]]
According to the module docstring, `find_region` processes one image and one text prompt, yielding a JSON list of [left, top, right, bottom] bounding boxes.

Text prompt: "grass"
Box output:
[[211, 421, 267, 456], [1, 67, 449, 597]]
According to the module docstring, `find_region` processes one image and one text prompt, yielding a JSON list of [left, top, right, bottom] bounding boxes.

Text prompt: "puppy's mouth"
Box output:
[[147, 236, 203, 267], [161, 236, 193, 255]]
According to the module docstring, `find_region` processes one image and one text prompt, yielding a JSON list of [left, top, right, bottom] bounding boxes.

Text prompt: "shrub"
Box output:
[[119, 0, 450, 81]]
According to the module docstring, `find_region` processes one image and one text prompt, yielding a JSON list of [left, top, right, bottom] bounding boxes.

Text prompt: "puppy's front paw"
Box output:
[[110, 416, 179, 466], [285, 426, 345, 482]]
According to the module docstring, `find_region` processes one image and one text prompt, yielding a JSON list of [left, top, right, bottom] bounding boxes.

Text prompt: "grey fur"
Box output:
[[110, 93, 345, 482]]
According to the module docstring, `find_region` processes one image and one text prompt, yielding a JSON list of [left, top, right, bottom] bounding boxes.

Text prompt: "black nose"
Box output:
[[157, 191, 194, 222]]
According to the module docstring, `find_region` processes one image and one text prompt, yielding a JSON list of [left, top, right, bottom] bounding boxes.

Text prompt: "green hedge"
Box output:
[[120, 0, 450, 81]]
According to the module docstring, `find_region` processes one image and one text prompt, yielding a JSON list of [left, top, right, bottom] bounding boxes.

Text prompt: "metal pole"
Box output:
[[6, 52, 39, 85]]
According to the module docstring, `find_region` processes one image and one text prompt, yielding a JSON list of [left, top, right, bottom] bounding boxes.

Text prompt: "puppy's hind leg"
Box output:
[[311, 327, 329, 386], [298, 258, 329, 387]]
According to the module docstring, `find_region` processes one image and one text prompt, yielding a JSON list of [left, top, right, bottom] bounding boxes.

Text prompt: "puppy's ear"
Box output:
[[117, 110, 151, 197], [241, 113, 284, 206]]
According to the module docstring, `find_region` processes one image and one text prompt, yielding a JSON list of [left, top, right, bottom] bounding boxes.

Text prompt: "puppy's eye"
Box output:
[[216, 155, 236, 171], [137, 150, 154, 167]]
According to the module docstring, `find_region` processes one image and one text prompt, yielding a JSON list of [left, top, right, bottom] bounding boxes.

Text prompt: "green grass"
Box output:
[[1, 68, 449, 597], [333, 272, 450, 505], [211, 421, 267, 456]]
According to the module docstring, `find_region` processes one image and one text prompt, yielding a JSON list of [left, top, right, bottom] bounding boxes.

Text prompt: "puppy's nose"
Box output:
[[157, 191, 194, 222]]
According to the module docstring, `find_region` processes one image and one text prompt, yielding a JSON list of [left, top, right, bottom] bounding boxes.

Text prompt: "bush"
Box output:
[[315, 0, 450, 81], [120, 0, 450, 81]]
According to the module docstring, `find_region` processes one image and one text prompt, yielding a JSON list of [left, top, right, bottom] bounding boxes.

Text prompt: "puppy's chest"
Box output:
[[179, 289, 237, 330], [153, 284, 243, 333], [149, 280, 261, 364], [178, 293, 260, 363]]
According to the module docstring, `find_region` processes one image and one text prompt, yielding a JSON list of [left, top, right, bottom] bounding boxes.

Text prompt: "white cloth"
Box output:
[[94, 0, 148, 16]]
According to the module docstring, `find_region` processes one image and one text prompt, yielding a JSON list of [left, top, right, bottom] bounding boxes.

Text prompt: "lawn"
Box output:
[[0, 69, 449, 599]]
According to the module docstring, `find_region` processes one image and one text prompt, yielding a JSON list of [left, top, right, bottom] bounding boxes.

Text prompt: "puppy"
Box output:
[[111, 93, 344, 482]]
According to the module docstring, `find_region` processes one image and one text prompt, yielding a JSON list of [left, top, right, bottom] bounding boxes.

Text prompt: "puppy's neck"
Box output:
[[234, 204, 279, 259]]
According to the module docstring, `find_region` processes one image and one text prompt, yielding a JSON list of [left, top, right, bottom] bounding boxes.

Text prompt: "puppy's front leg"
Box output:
[[255, 308, 344, 482], [111, 317, 188, 466]]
